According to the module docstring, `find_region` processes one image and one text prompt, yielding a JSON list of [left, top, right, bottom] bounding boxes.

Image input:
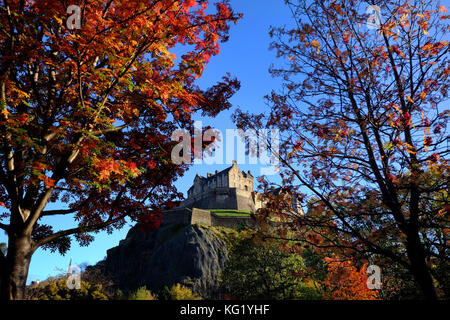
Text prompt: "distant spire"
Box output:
[[67, 258, 72, 275]]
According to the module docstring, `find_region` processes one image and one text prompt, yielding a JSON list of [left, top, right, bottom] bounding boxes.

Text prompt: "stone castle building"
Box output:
[[162, 161, 303, 229], [180, 161, 263, 212]]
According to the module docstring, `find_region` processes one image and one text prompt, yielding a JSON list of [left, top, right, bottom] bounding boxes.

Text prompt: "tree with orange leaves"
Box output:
[[235, 0, 449, 300], [322, 257, 379, 300], [0, 0, 241, 299]]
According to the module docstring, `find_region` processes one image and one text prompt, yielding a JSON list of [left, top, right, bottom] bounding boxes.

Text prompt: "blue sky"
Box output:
[[0, 1, 297, 284]]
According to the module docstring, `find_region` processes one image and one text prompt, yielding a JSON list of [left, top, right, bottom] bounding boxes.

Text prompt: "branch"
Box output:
[[90, 124, 129, 136], [0, 222, 9, 233], [34, 213, 127, 250], [40, 208, 79, 217]]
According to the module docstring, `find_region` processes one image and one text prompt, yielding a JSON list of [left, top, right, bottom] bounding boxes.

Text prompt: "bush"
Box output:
[[169, 284, 201, 300], [159, 284, 201, 300], [128, 286, 156, 300], [113, 289, 126, 300], [27, 277, 108, 300]]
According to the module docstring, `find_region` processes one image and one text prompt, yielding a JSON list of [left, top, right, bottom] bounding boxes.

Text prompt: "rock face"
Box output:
[[102, 223, 228, 298]]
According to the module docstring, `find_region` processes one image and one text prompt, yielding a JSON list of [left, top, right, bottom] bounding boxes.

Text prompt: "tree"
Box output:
[[377, 259, 424, 299], [0, 0, 241, 299], [234, 0, 448, 300], [220, 234, 322, 299], [322, 257, 379, 300]]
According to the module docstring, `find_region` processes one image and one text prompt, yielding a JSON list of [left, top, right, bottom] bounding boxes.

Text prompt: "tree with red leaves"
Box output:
[[235, 0, 448, 300], [0, 0, 241, 299]]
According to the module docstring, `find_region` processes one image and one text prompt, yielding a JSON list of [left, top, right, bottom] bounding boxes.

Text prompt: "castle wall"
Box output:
[[190, 208, 213, 225], [161, 208, 191, 225], [211, 214, 256, 229], [235, 188, 255, 211], [181, 187, 255, 211], [161, 207, 257, 229]]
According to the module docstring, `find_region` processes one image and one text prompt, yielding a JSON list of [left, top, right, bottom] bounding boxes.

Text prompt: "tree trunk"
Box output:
[[406, 229, 437, 300], [0, 233, 34, 300]]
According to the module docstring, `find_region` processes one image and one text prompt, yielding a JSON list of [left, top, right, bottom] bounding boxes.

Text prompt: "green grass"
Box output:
[[210, 209, 251, 217]]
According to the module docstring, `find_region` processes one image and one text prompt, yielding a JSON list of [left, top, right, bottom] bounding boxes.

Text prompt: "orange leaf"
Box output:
[[311, 40, 320, 48], [419, 92, 426, 100]]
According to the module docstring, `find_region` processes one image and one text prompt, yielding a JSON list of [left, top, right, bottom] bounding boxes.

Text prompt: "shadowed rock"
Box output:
[[102, 223, 228, 299]]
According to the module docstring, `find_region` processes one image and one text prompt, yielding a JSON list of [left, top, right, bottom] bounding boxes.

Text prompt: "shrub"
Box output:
[[159, 284, 201, 300], [27, 277, 108, 300], [128, 286, 157, 300], [113, 289, 126, 300], [169, 284, 201, 300]]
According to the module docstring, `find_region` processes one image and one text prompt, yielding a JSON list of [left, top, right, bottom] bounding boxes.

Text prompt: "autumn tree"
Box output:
[[0, 0, 241, 299], [234, 0, 448, 300], [322, 257, 379, 300]]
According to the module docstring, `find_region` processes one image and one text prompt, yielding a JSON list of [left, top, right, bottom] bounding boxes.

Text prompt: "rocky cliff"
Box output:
[[101, 223, 230, 299]]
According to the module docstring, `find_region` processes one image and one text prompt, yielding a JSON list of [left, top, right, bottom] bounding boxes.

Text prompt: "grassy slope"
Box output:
[[210, 209, 251, 217]]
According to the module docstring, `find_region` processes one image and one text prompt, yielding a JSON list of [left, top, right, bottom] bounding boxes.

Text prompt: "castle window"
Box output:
[[245, 185, 248, 191]]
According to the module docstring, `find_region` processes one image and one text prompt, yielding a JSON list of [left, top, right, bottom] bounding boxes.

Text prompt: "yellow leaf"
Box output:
[[419, 92, 426, 100], [440, 5, 447, 13], [407, 96, 414, 103], [1, 107, 9, 117], [311, 40, 321, 54], [54, 16, 63, 26]]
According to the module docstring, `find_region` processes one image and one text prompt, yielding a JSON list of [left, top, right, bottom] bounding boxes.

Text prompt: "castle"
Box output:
[[180, 160, 262, 212], [162, 161, 303, 229]]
